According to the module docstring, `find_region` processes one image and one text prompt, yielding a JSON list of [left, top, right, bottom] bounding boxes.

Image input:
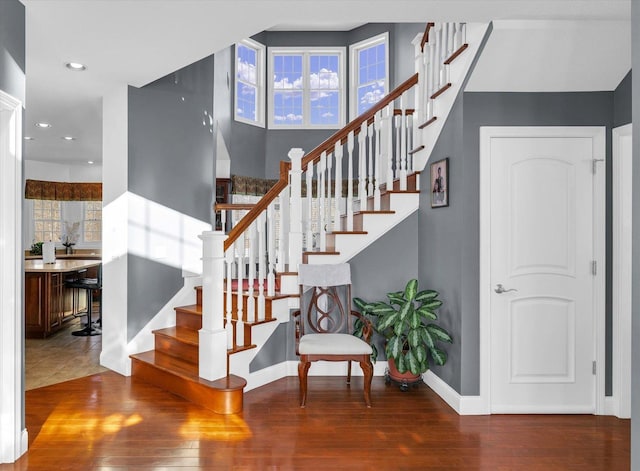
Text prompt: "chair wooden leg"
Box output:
[[298, 360, 311, 408], [347, 361, 352, 385], [360, 358, 373, 408]]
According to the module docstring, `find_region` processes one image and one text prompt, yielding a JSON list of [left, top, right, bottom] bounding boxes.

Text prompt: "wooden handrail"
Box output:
[[420, 22, 434, 52], [224, 72, 419, 250], [215, 203, 256, 211]]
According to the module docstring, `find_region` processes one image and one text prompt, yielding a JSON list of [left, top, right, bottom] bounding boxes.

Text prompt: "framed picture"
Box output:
[[430, 157, 449, 208]]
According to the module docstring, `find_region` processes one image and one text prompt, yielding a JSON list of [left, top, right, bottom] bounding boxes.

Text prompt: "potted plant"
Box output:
[[354, 279, 453, 389]]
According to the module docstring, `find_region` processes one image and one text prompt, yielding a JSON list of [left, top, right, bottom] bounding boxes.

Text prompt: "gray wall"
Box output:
[[631, 1, 639, 467], [127, 55, 215, 340], [614, 70, 632, 128], [250, 213, 419, 370], [0, 0, 25, 104]]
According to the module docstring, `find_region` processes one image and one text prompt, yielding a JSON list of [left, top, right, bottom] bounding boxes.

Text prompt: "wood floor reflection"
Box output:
[[2, 371, 630, 470]]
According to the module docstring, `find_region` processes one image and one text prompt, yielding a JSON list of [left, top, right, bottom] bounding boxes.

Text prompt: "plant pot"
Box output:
[[387, 357, 421, 383]]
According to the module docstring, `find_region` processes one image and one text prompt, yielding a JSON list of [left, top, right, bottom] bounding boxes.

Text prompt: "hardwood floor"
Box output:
[[1, 372, 630, 470]]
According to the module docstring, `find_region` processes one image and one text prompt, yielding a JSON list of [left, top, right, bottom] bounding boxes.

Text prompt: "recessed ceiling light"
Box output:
[[24, 136, 34, 140], [35, 122, 51, 128], [65, 62, 87, 71], [87, 161, 94, 165], [62, 136, 75, 141]]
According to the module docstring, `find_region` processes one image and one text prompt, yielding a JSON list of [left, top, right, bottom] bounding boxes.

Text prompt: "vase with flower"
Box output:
[[60, 221, 80, 255]]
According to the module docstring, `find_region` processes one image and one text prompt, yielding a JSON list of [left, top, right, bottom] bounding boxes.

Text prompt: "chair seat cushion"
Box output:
[[299, 333, 373, 355]]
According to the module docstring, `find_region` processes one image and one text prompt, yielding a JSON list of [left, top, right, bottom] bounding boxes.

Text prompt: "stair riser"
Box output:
[[176, 310, 202, 330], [155, 335, 199, 365], [366, 193, 392, 211], [131, 358, 243, 414]]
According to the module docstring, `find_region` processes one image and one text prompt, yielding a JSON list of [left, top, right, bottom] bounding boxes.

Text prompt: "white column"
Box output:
[[319, 151, 327, 251], [246, 221, 256, 324], [346, 131, 355, 231], [373, 111, 382, 211], [305, 163, 314, 250], [358, 123, 367, 211], [257, 212, 266, 321], [225, 244, 234, 349], [288, 147, 304, 270], [333, 141, 343, 232], [267, 202, 276, 296], [198, 231, 230, 381], [386, 103, 395, 190]]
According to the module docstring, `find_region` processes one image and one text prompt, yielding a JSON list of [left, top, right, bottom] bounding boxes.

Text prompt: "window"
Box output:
[[235, 38, 265, 127], [268, 47, 345, 129], [350, 33, 389, 119], [83, 201, 102, 243], [33, 200, 62, 243]]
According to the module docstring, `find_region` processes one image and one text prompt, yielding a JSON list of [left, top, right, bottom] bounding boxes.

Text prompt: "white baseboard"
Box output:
[[422, 370, 489, 415], [244, 360, 389, 392], [603, 396, 617, 417]]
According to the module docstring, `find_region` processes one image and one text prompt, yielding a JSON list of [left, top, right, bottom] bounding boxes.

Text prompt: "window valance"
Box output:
[[24, 179, 102, 201], [231, 174, 359, 199]]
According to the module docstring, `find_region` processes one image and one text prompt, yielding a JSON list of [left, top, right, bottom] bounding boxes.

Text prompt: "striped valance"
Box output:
[[24, 179, 102, 201]]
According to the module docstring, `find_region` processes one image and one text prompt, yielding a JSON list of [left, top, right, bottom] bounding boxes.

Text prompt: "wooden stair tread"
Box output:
[[408, 145, 425, 155], [330, 231, 368, 235], [384, 190, 420, 194], [418, 116, 437, 129], [444, 43, 469, 65], [131, 350, 245, 391], [222, 290, 297, 301], [174, 304, 202, 315], [431, 83, 452, 100], [303, 251, 340, 256], [153, 326, 199, 346], [357, 210, 395, 215]]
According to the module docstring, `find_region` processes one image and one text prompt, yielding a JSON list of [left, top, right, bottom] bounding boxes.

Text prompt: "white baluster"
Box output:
[[246, 221, 255, 324], [333, 141, 343, 232], [225, 245, 234, 350], [386, 104, 394, 190], [429, 40, 436, 107], [257, 212, 266, 321], [358, 123, 367, 211], [399, 94, 407, 191], [407, 113, 414, 175], [346, 131, 355, 231], [221, 209, 227, 233], [462, 23, 467, 45], [319, 152, 327, 251], [452, 22, 460, 53], [395, 113, 401, 190], [236, 231, 244, 347], [288, 148, 304, 270], [439, 25, 446, 88], [373, 111, 382, 211], [326, 150, 333, 233], [267, 202, 276, 297], [367, 121, 374, 198], [305, 163, 314, 250], [277, 192, 288, 272]]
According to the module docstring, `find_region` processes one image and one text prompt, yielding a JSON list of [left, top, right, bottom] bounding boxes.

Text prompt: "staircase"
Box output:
[[130, 21, 489, 413]]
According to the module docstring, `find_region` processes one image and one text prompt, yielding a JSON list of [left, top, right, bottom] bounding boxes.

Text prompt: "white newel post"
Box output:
[[198, 231, 229, 381], [288, 148, 304, 271]]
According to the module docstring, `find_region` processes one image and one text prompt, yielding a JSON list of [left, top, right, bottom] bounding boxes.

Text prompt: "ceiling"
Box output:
[[19, 0, 631, 166]]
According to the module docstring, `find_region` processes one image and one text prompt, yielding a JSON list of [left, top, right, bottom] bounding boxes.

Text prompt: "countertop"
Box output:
[[24, 259, 102, 273]]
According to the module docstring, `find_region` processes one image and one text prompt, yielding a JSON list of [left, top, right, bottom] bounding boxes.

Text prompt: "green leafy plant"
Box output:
[[30, 241, 44, 255], [354, 279, 453, 375]]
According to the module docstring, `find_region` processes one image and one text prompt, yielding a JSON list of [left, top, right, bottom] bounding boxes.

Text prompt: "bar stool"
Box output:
[[65, 264, 102, 337]]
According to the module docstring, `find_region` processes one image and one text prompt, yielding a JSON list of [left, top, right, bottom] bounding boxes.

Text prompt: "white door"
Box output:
[[489, 133, 602, 413]]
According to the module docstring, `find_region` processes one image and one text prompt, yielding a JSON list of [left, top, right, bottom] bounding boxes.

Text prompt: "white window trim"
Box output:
[[82, 200, 102, 244], [267, 46, 346, 130], [349, 32, 389, 121], [234, 38, 266, 128]]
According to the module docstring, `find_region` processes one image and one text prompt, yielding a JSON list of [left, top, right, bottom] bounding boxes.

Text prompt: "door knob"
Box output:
[[495, 284, 517, 294]]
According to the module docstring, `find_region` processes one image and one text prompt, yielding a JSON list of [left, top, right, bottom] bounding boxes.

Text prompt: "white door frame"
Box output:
[[612, 123, 632, 418], [479, 126, 606, 414], [0, 89, 27, 462]]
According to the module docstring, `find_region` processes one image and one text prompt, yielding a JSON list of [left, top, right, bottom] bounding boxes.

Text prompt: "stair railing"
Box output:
[[199, 21, 468, 380]]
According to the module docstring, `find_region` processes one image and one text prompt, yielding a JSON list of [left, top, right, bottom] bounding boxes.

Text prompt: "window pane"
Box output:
[[310, 91, 339, 126], [357, 81, 385, 115], [236, 82, 257, 121], [237, 45, 257, 86], [273, 91, 303, 125]]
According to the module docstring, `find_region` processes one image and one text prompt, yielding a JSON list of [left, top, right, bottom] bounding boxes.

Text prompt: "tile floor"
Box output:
[[25, 312, 107, 390]]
